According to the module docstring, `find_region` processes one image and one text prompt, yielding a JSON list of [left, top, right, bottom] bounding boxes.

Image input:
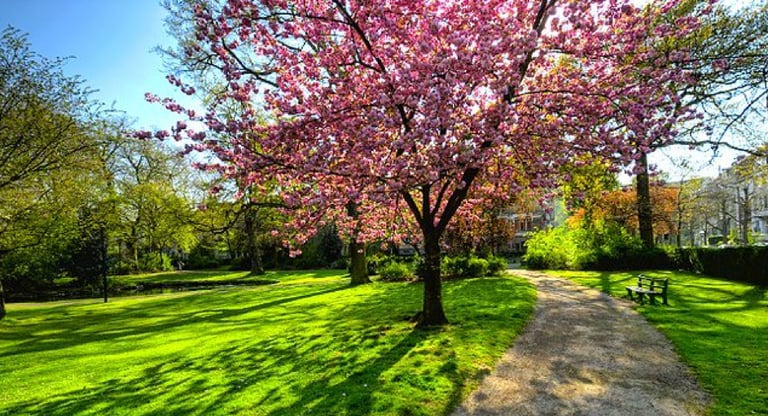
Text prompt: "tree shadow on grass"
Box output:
[[263, 329, 433, 416], [640, 284, 768, 414], [0, 283, 350, 359], [3, 289, 422, 415], [743, 285, 766, 309], [599, 272, 618, 294], [1, 278, 531, 416], [586, 272, 635, 300], [1, 329, 442, 416], [660, 277, 768, 314]]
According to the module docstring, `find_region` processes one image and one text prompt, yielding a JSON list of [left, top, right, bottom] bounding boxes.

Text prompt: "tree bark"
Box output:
[[418, 230, 448, 327], [244, 204, 264, 275], [719, 200, 729, 241], [0, 279, 6, 321], [676, 194, 684, 248], [346, 202, 370, 285], [740, 186, 751, 245], [401, 172, 479, 327], [348, 239, 370, 285], [100, 225, 109, 303], [636, 153, 655, 248]]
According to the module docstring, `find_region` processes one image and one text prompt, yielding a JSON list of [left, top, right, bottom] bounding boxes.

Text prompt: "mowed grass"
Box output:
[[110, 269, 346, 285], [549, 270, 768, 416], [0, 270, 535, 416]]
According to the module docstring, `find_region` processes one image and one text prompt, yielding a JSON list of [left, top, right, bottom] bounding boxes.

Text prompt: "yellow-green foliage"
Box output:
[[524, 219, 642, 270]]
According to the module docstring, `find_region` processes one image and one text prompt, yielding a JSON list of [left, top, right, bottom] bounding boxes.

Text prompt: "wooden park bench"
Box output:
[[626, 274, 668, 305]]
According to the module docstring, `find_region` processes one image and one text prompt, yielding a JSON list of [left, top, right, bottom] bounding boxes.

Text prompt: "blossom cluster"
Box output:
[[148, 0, 707, 246]]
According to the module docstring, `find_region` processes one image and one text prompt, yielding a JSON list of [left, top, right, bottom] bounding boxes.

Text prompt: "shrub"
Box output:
[[467, 257, 489, 277], [441, 254, 502, 278], [366, 253, 390, 275], [586, 246, 673, 271], [414, 256, 427, 280], [523, 224, 580, 270], [524, 220, 646, 271], [186, 253, 226, 270], [441, 256, 469, 278], [378, 261, 414, 281], [486, 256, 507, 275], [138, 252, 173, 272], [330, 258, 349, 270]]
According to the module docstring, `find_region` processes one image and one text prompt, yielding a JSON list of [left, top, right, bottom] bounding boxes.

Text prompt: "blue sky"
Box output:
[[1, 0, 185, 130]]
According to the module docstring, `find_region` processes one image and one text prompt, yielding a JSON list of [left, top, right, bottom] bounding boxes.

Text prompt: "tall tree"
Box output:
[[146, 0, 705, 326], [634, 1, 768, 247], [112, 138, 197, 272], [718, 151, 768, 244], [601, 184, 680, 244], [0, 27, 104, 320]]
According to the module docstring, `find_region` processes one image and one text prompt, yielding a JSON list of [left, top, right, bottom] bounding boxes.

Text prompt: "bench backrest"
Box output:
[[637, 275, 668, 291]]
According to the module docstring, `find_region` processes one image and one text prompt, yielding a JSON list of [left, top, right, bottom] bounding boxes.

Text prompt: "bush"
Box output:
[[186, 254, 226, 270], [442, 256, 469, 278], [366, 253, 390, 275], [138, 252, 173, 272], [523, 224, 581, 270], [592, 246, 674, 271], [486, 256, 507, 275], [441, 254, 503, 278], [524, 220, 645, 271], [467, 257, 489, 277], [330, 258, 349, 270], [378, 261, 414, 282]]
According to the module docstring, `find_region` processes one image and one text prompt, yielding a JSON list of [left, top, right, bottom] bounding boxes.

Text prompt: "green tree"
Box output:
[[635, 1, 768, 247], [0, 27, 104, 319], [560, 156, 620, 227], [112, 138, 197, 272]]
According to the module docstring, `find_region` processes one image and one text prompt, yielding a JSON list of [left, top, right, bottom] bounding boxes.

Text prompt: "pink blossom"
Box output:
[[148, 0, 703, 294]]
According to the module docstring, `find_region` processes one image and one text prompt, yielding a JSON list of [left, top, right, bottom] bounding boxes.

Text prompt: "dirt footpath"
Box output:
[[453, 270, 710, 416]]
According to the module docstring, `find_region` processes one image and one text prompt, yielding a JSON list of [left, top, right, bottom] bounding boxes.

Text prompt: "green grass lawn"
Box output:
[[0, 270, 535, 416], [109, 269, 348, 286], [548, 270, 768, 416]]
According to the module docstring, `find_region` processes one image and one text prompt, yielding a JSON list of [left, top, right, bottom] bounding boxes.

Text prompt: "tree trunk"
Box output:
[[0, 279, 6, 321], [636, 153, 655, 248], [244, 205, 264, 275], [720, 201, 729, 242], [676, 200, 683, 248], [348, 239, 370, 285], [740, 186, 751, 245], [418, 231, 448, 327], [130, 216, 141, 271], [101, 226, 108, 303], [346, 202, 370, 285]]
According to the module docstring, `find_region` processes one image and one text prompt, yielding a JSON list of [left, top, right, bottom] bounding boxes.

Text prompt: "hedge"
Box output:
[[672, 247, 768, 286], [586, 247, 674, 271]]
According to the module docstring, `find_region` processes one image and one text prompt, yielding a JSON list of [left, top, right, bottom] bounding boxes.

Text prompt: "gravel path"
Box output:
[[453, 270, 710, 416]]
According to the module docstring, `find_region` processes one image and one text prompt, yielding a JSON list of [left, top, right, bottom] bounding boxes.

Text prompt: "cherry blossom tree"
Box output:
[[147, 0, 705, 326]]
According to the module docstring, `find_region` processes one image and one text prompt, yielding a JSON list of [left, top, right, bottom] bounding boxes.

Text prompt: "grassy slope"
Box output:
[[0, 271, 535, 416], [550, 270, 768, 416]]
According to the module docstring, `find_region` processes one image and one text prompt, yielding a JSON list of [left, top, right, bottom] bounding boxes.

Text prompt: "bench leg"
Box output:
[[637, 292, 645, 305], [648, 294, 656, 306], [626, 288, 633, 300]]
